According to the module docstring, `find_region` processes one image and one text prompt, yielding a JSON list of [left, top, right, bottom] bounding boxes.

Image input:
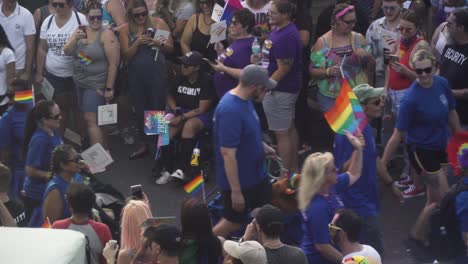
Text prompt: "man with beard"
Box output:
[[212, 65, 277, 237]]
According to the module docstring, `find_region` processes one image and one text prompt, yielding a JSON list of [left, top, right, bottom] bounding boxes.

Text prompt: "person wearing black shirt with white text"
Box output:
[[0, 163, 27, 227]]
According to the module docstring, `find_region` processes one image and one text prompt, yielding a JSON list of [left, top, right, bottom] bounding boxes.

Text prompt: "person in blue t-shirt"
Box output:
[[298, 130, 364, 264], [212, 65, 277, 237], [334, 84, 404, 256], [0, 80, 33, 200], [382, 49, 462, 245], [22, 100, 63, 226], [43, 144, 84, 224]]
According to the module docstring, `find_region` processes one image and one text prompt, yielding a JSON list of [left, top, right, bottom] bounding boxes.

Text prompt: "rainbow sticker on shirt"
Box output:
[[78, 51, 92, 65]]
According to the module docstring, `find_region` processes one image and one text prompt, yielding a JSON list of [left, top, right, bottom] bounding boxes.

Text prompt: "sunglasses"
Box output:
[[52, 2, 66, 8], [341, 18, 357, 26], [133, 11, 148, 19], [415, 67, 432, 75], [368, 98, 382, 106], [397, 26, 414, 33], [89, 15, 103, 21], [328, 223, 342, 233], [66, 155, 83, 163], [48, 113, 62, 120]]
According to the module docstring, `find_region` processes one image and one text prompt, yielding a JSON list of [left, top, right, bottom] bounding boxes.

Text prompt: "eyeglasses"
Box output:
[[133, 11, 148, 19], [66, 155, 83, 163], [397, 26, 415, 33], [415, 67, 432, 75], [89, 15, 103, 21], [341, 18, 357, 26], [48, 113, 62, 120], [328, 223, 342, 233], [382, 6, 399, 12], [52, 2, 66, 8]]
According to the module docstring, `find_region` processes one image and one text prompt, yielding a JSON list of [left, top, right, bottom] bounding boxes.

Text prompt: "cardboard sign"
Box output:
[[210, 21, 227, 44], [98, 104, 118, 126]]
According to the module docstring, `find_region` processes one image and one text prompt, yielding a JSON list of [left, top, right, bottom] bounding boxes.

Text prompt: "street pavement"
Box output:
[[96, 136, 444, 264]]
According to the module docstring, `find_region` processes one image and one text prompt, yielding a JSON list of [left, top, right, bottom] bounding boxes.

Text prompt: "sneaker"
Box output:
[[170, 169, 185, 180], [403, 184, 426, 199], [156, 171, 172, 185], [394, 176, 413, 188]]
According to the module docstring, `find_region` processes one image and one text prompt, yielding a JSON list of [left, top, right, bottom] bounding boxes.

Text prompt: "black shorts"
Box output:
[[221, 177, 272, 224], [407, 146, 448, 175]]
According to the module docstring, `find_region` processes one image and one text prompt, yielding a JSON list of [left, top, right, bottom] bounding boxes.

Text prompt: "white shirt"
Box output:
[[0, 47, 15, 105], [342, 245, 382, 264], [0, 3, 35, 70], [40, 11, 87, 77]]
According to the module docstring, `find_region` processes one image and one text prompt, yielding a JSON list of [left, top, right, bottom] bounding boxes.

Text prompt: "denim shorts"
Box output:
[[78, 88, 105, 113]]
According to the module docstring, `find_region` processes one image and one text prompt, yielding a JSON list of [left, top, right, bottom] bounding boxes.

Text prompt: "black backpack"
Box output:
[[429, 178, 468, 260]]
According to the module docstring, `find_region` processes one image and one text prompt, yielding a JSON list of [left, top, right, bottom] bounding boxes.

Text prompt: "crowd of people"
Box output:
[[0, 0, 468, 263]]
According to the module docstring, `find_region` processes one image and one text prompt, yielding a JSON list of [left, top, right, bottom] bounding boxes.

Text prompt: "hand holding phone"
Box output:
[[130, 184, 143, 200], [78, 25, 87, 39]]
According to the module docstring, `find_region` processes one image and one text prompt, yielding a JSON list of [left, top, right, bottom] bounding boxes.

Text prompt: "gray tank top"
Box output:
[[73, 28, 108, 90]]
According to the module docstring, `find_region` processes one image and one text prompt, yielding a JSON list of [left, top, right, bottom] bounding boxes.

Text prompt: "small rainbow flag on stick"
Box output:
[[324, 79, 367, 135], [41, 217, 51, 228], [14, 90, 33, 104], [184, 174, 204, 195]]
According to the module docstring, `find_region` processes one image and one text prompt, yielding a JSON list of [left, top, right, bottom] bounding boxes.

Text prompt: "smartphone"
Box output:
[[144, 28, 155, 38], [108, 240, 118, 249], [78, 25, 87, 38], [389, 54, 399, 63], [130, 184, 143, 200]]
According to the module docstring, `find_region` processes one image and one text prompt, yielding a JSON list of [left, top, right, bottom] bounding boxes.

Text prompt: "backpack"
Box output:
[[46, 10, 82, 30], [429, 178, 468, 260]]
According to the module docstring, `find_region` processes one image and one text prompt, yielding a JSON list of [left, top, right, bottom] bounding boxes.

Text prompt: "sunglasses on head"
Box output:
[[328, 223, 342, 233], [397, 26, 414, 33], [52, 2, 66, 8], [48, 113, 61, 120], [415, 67, 432, 75], [89, 15, 102, 21], [133, 11, 148, 19]]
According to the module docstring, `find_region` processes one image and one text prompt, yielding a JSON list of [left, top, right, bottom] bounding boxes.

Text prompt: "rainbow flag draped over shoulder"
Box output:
[[220, 0, 243, 25], [14, 90, 33, 104], [183, 174, 204, 195], [324, 80, 367, 135]]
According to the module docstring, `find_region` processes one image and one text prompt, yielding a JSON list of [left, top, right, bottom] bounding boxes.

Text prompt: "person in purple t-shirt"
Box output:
[[258, 0, 302, 173], [211, 9, 256, 98]]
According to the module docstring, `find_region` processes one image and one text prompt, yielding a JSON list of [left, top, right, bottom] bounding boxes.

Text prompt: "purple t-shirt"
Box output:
[[263, 22, 303, 93], [213, 37, 254, 98]]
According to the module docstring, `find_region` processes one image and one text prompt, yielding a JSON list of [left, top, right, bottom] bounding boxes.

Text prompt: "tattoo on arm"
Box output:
[[278, 58, 294, 66]]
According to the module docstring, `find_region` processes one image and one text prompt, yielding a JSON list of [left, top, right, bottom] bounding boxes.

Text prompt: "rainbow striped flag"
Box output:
[[14, 90, 33, 104], [220, 0, 243, 25], [324, 80, 367, 135], [183, 174, 204, 195], [78, 51, 92, 65]]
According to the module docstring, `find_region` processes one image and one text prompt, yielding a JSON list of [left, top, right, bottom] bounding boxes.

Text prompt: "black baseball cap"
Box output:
[[251, 204, 284, 233], [177, 51, 204, 65], [144, 224, 182, 251]]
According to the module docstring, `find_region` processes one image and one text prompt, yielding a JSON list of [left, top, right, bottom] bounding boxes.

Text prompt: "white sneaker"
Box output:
[[170, 169, 185, 180], [156, 171, 172, 185]]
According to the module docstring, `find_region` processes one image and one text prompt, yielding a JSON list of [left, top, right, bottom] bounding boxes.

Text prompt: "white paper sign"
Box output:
[[41, 78, 55, 100], [152, 29, 170, 51], [81, 143, 114, 174], [98, 104, 118, 126], [64, 128, 82, 146], [403, 1, 411, 9], [211, 3, 223, 23], [210, 21, 227, 44]]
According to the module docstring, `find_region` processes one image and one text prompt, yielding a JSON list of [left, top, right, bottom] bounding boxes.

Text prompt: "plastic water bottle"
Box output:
[[191, 148, 200, 167], [251, 37, 261, 65]]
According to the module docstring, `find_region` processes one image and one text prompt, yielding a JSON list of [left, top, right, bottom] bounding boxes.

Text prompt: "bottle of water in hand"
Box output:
[[251, 37, 262, 65]]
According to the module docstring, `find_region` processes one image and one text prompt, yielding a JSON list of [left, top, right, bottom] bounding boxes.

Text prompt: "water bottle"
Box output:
[[251, 37, 261, 65], [191, 148, 200, 167]]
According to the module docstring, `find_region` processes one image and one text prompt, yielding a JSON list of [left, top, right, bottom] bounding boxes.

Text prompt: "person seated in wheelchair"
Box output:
[[155, 51, 216, 185]]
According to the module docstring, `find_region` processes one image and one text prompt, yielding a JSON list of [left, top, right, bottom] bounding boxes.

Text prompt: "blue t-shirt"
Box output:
[[24, 128, 63, 200], [456, 177, 468, 233], [301, 173, 349, 264], [396, 76, 456, 150], [264, 22, 303, 93], [334, 124, 380, 217], [213, 93, 266, 191], [0, 104, 31, 170], [44, 174, 84, 220]]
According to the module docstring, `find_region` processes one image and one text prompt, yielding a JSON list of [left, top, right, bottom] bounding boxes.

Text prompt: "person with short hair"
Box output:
[[137, 224, 183, 264], [241, 0, 272, 38], [223, 240, 268, 264], [242, 204, 307, 264], [329, 209, 382, 264], [53, 183, 112, 264], [0, 163, 27, 227], [212, 64, 277, 237]]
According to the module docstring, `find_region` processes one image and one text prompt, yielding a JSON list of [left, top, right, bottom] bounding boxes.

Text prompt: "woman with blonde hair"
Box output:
[[117, 199, 154, 264], [298, 131, 364, 264]]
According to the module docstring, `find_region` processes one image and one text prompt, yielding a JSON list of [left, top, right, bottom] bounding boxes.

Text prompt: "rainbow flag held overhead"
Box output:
[[14, 90, 33, 104], [183, 174, 204, 195], [324, 79, 367, 135], [220, 0, 243, 25]]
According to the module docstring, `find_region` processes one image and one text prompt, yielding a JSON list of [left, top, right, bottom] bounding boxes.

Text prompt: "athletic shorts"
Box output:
[[45, 72, 75, 96], [221, 177, 272, 224], [407, 146, 448, 175], [262, 91, 298, 131], [78, 88, 105, 113]]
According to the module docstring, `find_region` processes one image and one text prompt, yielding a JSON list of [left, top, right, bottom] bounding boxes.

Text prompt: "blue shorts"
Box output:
[[78, 88, 105, 113], [181, 108, 213, 128], [45, 72, 74, 96]]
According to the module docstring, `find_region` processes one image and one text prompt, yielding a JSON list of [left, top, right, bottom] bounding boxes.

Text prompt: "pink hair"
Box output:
[[120, 200, 153, 252]]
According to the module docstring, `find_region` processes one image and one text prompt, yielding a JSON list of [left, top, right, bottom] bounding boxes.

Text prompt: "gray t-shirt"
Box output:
[[265, 244, 308, 264]]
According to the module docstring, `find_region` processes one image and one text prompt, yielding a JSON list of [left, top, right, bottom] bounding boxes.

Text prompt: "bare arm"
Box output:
[[448, 110, 462, 133], [183, 99, 212, 119], [167, 94, 177, 112], [299, 30, 310, 48], [108, 0, 127, 26], [220, 147, 241, 192], [153, 17, 174, 54], [309, 37, 330, 79], [25, 166, 49, 180], [24, 35, 35, 78], [103, 30, 120, 89], [180, 15, 196, 55], [42, 188, 63, 224], [35, 39, 48, 83], [119, 25, 140, 61], [6, 62, 15, 93], [271, 58, 293, 82], [382, 129, 404, 165], [63, 29, 80, 56], [315, 244, 342, 264], [344, 131, 364, 185], [0, 201, 16, 227], [33, 8, 41, 30], [172, 18, 188, 39]]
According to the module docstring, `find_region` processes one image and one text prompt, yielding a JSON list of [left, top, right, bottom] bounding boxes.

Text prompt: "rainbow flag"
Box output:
[[14, 90, 33, 104], [78, 51, 92, 65], [324, 79, 367, 135], [41, 217, 51, 228], [220, 0, 243, 25], [183, 174, 204, 195]]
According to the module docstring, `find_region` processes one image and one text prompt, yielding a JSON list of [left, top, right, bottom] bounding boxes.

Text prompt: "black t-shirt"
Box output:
[[170, 72, 215, 110], [440, 43, 468, 124], [0, 200, 27, 227]]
